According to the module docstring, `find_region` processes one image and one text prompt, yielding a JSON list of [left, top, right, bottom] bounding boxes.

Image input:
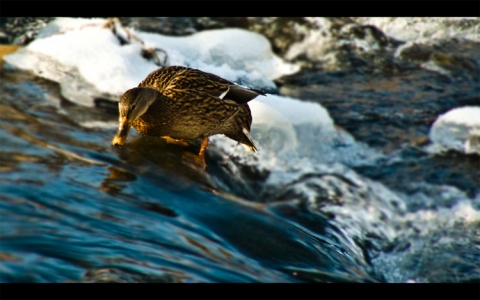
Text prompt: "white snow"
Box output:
[[136, 28, 297, 84], [5, 17, 298, 104], [428, 106, 480, 155]]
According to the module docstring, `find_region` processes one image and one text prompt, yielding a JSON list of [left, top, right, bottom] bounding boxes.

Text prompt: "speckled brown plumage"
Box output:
[[112, 66, 264, 160]]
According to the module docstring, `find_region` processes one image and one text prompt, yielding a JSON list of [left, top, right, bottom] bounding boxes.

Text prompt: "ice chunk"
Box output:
[[428, 106, 480, 155]]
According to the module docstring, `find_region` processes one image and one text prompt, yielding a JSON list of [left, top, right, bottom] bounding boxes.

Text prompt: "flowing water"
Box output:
[[0, 17, 479, 284]]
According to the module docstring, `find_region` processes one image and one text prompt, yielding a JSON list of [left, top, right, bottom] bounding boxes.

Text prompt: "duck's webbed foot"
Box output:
[[182, 152, 206, 170]]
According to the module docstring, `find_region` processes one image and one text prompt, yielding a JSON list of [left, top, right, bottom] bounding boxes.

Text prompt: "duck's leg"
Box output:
[[198, 137, 209, 157], [193, 137, 209, 169], [181, 137, 208, 170], [161, 136, 190, 147]]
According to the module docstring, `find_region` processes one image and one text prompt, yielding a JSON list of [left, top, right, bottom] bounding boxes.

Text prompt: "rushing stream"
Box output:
[[0, 17, 479, 285]]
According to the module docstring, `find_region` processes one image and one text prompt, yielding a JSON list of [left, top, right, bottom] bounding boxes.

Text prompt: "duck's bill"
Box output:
[[112, 134, 127, 146], [111, 117, 129, 146]]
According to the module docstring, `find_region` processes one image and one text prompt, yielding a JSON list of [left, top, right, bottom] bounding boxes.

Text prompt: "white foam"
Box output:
[[79, 120, 117, 129], [283, 18, 342, 70], [353, 17, 480, 43], [428, 106, 480, 155]]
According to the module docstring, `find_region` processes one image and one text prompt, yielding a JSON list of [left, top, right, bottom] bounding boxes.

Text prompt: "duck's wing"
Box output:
[[180, 68, 265, 104], [160, 88, 242, 133], [139, 66, 265, 104]]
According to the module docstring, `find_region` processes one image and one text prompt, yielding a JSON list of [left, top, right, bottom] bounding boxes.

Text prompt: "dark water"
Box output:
[[1, 17, 480, 285]]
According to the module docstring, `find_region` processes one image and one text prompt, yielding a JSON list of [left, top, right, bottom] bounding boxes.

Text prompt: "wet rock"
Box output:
[[0, 17, 53, 45], [395, 39, 480, 80], [246, 17, 404, 75], [120, 17, 250, 36]]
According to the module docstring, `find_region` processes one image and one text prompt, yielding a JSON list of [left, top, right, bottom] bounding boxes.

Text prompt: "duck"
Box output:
[[111, 66, 265, 167]]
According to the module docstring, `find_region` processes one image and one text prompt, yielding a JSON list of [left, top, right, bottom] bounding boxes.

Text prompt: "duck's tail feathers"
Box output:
[[224, 85, 266, 104], [241, 127, 258, 152]]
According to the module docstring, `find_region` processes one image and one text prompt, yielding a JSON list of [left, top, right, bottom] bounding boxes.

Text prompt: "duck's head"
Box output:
[[111, 87, 159, 146]]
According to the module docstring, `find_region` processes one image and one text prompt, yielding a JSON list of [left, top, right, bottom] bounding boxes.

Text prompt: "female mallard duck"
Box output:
[[112, 66, 264, 165]]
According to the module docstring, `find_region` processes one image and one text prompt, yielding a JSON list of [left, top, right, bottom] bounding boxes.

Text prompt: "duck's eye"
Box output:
[[131, 104, 136, 111]]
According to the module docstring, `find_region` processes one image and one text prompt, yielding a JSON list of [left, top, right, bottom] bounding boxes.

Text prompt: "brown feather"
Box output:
[[112, 66, 263, 152]]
